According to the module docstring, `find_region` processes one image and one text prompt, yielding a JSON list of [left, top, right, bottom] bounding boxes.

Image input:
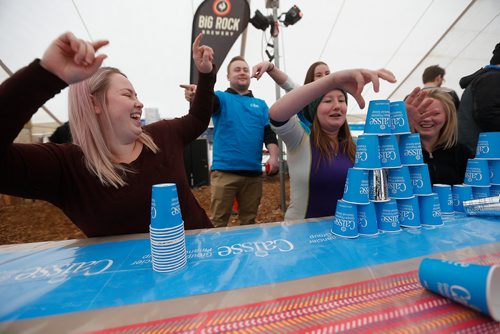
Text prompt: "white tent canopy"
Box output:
[[1, 0, 499, 127]]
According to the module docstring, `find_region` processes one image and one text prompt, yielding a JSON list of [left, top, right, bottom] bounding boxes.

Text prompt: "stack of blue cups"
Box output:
[[149, 183, 187, 273], [469, 132, 500, 200]]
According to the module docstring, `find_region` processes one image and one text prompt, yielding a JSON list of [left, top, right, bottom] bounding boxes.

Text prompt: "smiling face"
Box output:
[[414, 98, 446, 141], [227, 59, 250, 93], [315, 89, 347, 134], [101, 73, 144, 143]]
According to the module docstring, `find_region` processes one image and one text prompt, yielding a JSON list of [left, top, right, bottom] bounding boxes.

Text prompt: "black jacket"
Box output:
[[423, 144, 474, 185]]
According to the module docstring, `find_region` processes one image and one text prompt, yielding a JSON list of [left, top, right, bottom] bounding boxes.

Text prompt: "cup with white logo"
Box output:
[[357, 202, 379, 236], [363, 100, 391, 135], [472, 185, 491, 200], [378, 135, 402, 169], [475, 132, 500, 160], [399, 133, 424, 166], [354, 135, 382, 169], [389, 101, 411, 134], [332, 200, 359, 238], [432, 184, 454, 215], [489, 160, 500, 185], [418, 258, 500, 321], [418, 193, 443, 227], [452, 184, 473, 213], [387, 166, 414, 199], [409, 165, 433, 195], [343, 168, 370, 204], [397, 196, 421, 228], [375, 199, 402, 232], [464, 159, 490, 187]]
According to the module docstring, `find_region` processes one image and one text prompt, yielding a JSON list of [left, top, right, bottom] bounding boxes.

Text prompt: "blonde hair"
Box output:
[[68, 67, 158, 188], [425, 89, 458, 149], [311, 116, 356, 168]]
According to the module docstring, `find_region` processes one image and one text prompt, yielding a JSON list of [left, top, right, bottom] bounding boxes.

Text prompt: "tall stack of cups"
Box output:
[[462, 132, 500, 215], [149, 183, 187, 273]]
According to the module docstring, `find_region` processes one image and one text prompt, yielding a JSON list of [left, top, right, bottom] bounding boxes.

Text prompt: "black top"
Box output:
[[423, 143, 474, 185]]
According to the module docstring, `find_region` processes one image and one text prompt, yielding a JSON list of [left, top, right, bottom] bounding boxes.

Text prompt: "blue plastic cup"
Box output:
[[375, 199, 401, 232], [354, 135, 382, 169], [150, 183, 183, 229], [389, 101, 411, 134], [357, 202, 379, 236], [409, 165, 433, 195], [418, 258, 500, 321], [343, 168, 370, 204], [364, 100, 391, 135], [475, 132, 500, 160], [464, 159, 490, 187], [378, 135, 402, 169], [332, 200, 359, 238], [399, 133, 424, 166], [491, 185, 500, 197], [489, 160, 500, 185], [472, 186, 491, 199], [397, 196, 421, 228], [418, 193, 443, 226], [387, 166, 414, 199], [432, 184, 454, 215], [452, 185, 473, 212]]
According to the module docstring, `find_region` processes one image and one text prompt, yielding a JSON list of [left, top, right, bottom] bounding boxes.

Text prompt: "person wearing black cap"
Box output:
[[457, 42, 500, 153]]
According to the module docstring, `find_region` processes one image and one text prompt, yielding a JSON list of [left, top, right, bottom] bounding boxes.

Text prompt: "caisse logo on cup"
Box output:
[[432, 184, 454, 215], [472, 186, 491, 199], [399, 133, 423, 166], [354, 135, 381, 169], [369, 169, 390, 202], [364, 100, 391, 135], [375, 199, 402, 232], [475, 132, 500, 160], [357, 202, 379, 236], [378, 135, 402, 169], [464, 159, 490, 187], [409, 165, 432, 195], [397, 196, 421, 228], [489, 160, 500, 185], [418, 258, 500, 321], [418, 193, 443, 227], [150, 183, 183, 229], [452, 184, 473, 212], [332, 200, 359, 238], [343, 168, 369, 204], [389, 101, 411, 134], [387, 166, 413, 199]]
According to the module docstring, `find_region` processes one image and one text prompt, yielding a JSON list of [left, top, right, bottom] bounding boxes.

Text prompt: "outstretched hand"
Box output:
[[192, 33, 214, 74], [40, 32, 108, 84], [331, 68, 396, 109], [179, 84, 197, 103], [405, 87, 433, 130]]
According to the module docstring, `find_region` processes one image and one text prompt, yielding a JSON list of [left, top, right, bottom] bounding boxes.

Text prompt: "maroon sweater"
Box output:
[[0, 60, 215, 237]]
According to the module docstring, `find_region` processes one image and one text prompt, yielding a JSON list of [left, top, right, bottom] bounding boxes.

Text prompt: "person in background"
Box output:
[[268, 68, 396, 220], [0, 32, 215, 237], [252, 60, 330, 130], [406, 88, 473, 185], [181, 56, 280, 227], [49, 121, 72, 143], [421, 65, 460, 110], [457, 42, 500, 153]]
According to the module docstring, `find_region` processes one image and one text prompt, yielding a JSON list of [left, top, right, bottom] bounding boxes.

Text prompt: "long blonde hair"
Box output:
[[68, 67, 158, 188], [425, 89, 458, 149]]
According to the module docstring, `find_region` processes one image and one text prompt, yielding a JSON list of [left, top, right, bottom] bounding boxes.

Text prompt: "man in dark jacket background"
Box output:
[[457, 42, 500, 153]]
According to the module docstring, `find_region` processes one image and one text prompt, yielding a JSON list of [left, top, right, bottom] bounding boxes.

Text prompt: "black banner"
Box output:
[[190, 0, 250, 84]]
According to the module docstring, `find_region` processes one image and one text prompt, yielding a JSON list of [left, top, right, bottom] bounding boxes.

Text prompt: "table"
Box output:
[[0, 214, 499, 333]]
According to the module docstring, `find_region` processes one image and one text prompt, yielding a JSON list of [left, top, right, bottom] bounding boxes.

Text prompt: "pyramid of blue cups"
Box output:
[[149, 183, 187, 273], [332, 100, 444, 239]]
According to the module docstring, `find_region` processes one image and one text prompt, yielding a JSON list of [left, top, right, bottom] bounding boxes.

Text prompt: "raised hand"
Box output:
[[330, 68, 396, 109], [192, 33, 214, 74], [40, 32, 108, 84], [252, 61, 273, 80], [405, 87, 433, 130]]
